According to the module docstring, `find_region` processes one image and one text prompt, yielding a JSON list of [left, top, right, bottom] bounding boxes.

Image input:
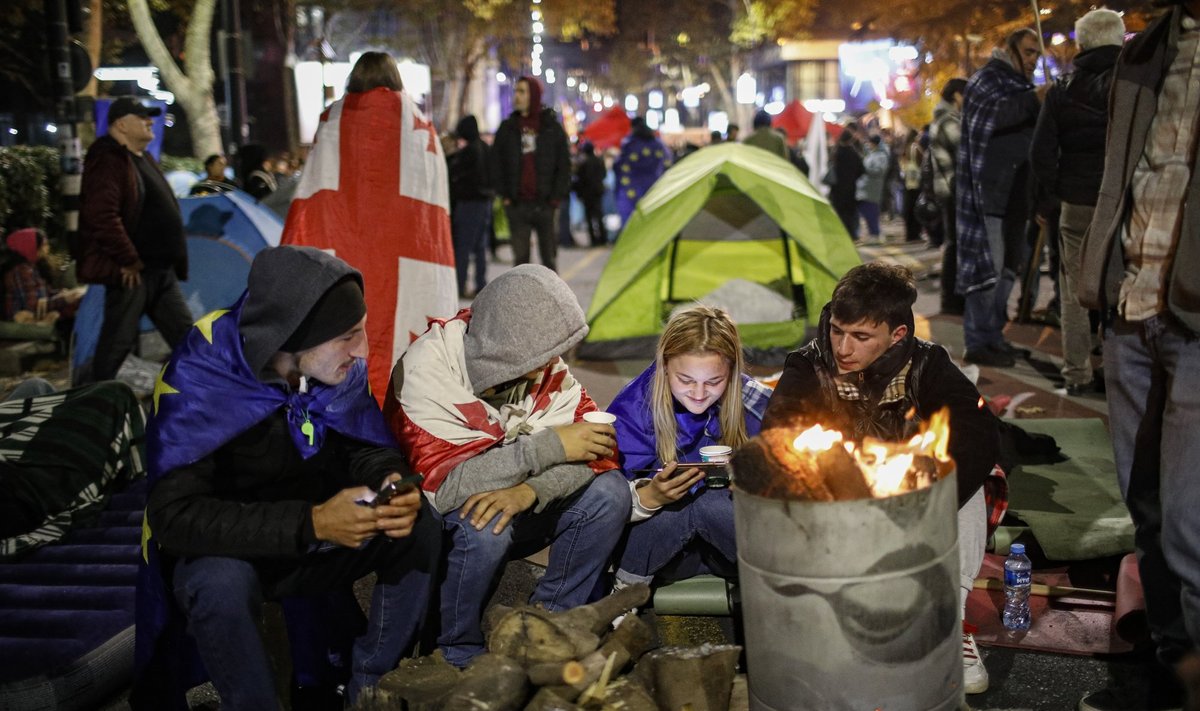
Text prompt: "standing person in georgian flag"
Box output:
[[283, 51, 457, 402]]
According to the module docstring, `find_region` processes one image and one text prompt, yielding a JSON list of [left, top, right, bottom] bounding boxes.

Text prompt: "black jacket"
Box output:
[[148, 409, 410, 560], [449, 115, 494, 203], [829, 143, 865, 206], [764, 307, 999, 507], [490, 107, 571, 204], [1029, 45, 1121, 207], [574, 153, 607, 200]]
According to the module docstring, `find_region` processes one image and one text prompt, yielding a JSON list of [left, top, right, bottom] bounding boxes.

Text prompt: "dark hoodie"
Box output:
[[147, 246, 409, 559], [764, 305, 999, 507], [449, 114, 493, 202], [490, 76, 571, 204]]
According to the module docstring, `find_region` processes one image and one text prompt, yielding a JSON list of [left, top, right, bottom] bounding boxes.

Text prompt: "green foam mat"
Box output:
[[1004, 418, 1133, 561]]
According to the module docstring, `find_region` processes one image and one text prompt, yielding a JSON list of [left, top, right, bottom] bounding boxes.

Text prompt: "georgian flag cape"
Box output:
[[384, 310, 618, 493], [283, 87, 457, 401]]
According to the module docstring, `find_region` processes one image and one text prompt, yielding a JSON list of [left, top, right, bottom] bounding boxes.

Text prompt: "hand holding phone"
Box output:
[[371, 478, 416, 508], [637, 462, 706, 509]]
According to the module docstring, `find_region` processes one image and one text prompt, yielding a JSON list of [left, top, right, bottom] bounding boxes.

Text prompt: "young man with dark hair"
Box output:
[[764, 262, 1000, 695], [491, 76, 572, 271], [140, 246, 440, 710]]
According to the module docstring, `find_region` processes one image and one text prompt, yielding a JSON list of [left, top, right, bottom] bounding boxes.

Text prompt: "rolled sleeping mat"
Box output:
[[651, 575, 732, 616]]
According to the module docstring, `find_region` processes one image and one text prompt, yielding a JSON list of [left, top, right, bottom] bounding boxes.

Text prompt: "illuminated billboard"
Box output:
[[837, 41, 919, 114]]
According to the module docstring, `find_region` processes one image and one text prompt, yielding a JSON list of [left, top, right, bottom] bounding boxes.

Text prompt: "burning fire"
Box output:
[[791, 408, 952, 498]]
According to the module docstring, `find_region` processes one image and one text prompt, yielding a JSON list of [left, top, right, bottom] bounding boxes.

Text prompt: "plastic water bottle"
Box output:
[[1003, 543, 1032, 630]]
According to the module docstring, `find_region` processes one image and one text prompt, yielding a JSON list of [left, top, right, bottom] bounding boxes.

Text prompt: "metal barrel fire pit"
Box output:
[[733, 451, 962, 710]]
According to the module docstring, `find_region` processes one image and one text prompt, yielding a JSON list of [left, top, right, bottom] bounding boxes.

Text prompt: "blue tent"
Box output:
[[72, 190, 282, 377]]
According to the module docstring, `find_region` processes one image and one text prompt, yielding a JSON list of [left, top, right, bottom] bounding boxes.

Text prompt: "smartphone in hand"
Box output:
[[371, 479, 417, 507]]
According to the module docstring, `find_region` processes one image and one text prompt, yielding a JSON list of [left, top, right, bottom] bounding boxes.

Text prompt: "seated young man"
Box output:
[[763, 262, 1000, 695], [143, 246, 441, 709], [387, 264, 630, 669]]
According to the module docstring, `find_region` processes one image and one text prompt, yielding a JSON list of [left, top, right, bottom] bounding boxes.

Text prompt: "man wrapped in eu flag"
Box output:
[[138, 246, 440, 709]]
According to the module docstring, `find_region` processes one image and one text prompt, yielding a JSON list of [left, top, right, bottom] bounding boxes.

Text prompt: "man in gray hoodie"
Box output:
[[388, 264, 630, 668]]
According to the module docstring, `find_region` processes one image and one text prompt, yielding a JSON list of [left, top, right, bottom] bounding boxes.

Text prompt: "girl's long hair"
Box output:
[[651, 305, 747, 465]]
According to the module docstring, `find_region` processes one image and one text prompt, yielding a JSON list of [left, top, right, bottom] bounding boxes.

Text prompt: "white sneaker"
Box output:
[[962, 628, 989, 694]]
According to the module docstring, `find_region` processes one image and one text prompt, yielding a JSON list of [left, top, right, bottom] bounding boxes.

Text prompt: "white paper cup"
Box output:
[[699, 445, 732, 463], [583, 411, 617, 425]]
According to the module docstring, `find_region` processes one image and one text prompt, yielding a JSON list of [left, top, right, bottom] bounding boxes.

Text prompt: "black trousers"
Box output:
[[93, 267, 193, 381], [582, 195, 606, 246], [505, 201, 558, 271]]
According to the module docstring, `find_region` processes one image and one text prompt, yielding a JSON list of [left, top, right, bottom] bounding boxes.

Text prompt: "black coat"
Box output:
[[490, 107, 571, 204], [147, 408, 411, 560], [829, 143, 865, 207], [450, 115, 493, 203], [1029, 45, 1121, 207], [574, 154, 607, 200]]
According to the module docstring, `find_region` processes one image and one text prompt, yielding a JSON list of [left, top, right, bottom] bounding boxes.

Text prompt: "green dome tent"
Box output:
[[579, 143, 861, 360]]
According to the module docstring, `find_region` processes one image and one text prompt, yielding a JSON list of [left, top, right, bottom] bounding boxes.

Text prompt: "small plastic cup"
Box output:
[[583, 411, 617, 425], [698, 445, 733, 488], [699, 445, 732, 463]]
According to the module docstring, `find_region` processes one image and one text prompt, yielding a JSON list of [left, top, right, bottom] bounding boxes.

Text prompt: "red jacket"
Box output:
[[77, 135, 188, 285]]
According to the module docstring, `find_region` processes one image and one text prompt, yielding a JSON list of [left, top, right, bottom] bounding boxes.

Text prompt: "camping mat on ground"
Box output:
[[1004, 418, 1133, 561], [967, 553, 1140, 656]]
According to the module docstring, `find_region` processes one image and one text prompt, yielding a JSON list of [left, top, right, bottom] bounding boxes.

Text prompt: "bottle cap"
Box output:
[[1010, 543, 1025, 555]]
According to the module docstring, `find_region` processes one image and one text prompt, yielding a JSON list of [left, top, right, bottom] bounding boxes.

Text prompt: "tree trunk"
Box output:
[[82, 0, 101, 97], [126, 0, 222, 157]]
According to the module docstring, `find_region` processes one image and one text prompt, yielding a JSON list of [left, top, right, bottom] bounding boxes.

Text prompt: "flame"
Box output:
[[788, 408, 952, 498], [792, 423, 844, 452]]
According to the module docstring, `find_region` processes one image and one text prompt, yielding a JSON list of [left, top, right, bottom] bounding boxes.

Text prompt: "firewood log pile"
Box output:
[[350, 583, 742, 711]]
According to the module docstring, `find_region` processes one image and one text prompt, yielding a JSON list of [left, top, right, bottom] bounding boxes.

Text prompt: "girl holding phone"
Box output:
[[607, 305, 772, 590]]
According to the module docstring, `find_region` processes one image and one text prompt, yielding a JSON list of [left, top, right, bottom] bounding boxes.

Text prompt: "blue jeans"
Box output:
[[1105, 314, 1200, 662], [452, 199, 491, 295], [436, 471, 630, 667], [858, 201, 881, 237], [171, 502, 441, 709], [616, 487, 737, 585], [962, 215, 1017, 353]]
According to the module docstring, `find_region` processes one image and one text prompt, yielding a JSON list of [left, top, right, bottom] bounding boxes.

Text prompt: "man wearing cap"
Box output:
[[78, 96, 192, 381], [385, 264, 630, 668], [140, 246, 440, 709]]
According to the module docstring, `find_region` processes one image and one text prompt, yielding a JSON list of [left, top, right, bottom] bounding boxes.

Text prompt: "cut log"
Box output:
[[441, 653, 529, 711], [486, 584, 651, 665], [347, 686, 402, 711], [634, 643, 742, 711], [375, 649, 461, 708], [555, 583, 651, 636], [523, 686, 584, 711], [487, 607, 603, 665], [590, 676, 658, 711], [734, 427, 872, 501], [556, 615, 658, 701], [527, 659, 587, 687]]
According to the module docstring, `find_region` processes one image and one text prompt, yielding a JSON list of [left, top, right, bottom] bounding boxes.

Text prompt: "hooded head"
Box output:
[[515, 76, 543, 117], [5, 228, 43, 264], [753, 109, 773, 129], [239, 246, 366, 378], [464, 264, 588, 393], [455, 114, 481, 142]]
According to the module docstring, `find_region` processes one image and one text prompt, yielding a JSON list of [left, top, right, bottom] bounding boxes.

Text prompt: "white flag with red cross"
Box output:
[[283, 88, 457, 402]]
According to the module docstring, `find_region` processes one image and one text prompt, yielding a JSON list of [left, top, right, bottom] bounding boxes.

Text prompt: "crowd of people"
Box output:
[[2, 1, 1197, 708]]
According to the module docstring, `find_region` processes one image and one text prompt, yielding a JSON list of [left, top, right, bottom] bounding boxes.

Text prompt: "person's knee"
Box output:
[[576, 471, 633, 525], [445, 510, 516, 564], [174, 557, 262, 614]]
